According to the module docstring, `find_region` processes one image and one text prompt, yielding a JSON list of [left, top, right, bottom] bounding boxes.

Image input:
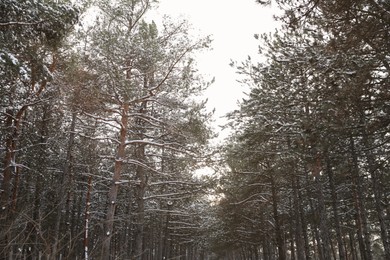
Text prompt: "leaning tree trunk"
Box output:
[[1, 54, 57, 260]]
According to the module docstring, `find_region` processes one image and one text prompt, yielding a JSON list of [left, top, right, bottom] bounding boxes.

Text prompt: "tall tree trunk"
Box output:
[[0, 110, 16, 260], [349, 135, 372, 260], [293, 176, 305, 260], [326, 155, 346, 260], [1, 110, 18, 213], [52, 111, 77, 258], [370, 166, 390, 260], [311, 153, 332, 260], [314, 175, 332, 260], [306, 166, 323, 260], [270, 175, 286, 260], [124, 190, 133, 259], [289, 206, 296, 260], [101, 102, 129, 260], [133, 143, 147, 260], [361, 128, 390, 259], [312, 212, 323, 260], [349, 231, 358, 260], [1, 54, 56, 259], [298, 173, 311, 260], [84, 175, 93, 260], [263, 238, 270, 260], [1, 53, 56, 214], [132, 74, 150, 260]]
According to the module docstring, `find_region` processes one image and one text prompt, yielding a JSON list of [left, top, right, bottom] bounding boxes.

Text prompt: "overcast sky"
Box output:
[[152, 0, 280, 141]]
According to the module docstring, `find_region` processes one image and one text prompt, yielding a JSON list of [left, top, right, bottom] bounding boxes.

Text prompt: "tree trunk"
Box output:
[[298, 173, 311, 260], [52, 111, 77, 258], [326, 155, 346, 260], [133, 143, 147, 260], [1, 55, 56, 259], [101, 102, 129, 260], [349, 135, 372, 260], [1, 53, 56, 214], [314, 175, 332, 260], [310, 153, 332, 260], [1, 110, 17, 213], [312, 218, 323, 260], [84, 175, 93, 260], [349, 231, 358, 260], [361, 129, 390, 259], [370, 167, 390, 260], [293, 176, 305, 260], [0, 110, 16, 260], [132, 74, 150, 260], [263, 238, 270, 260], [270, 175, 286, 260], [289, 211, 296, 260]]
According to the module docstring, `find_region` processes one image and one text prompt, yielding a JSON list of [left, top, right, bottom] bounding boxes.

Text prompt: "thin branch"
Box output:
[[0, 21, 43, 27]]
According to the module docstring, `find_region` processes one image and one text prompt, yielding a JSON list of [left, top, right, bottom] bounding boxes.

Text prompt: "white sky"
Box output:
[[152, 0, 280, 141]]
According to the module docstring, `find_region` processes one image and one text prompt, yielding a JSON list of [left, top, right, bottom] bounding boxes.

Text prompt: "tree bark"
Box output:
[[298, 173, 311, 260], [315, 175, 332, 260], [84, 175, 93, 260], [310, 153, 332, 260], [270, 175, 286, 260], [1, 110, 18, 213], [133, 143, 147, 260], [52, 111, 77, 258], [293, 176, 305, 260], [361, 125, 390, 259], [349, 135, 372, 260], [1, 53, 56, 214], [326, 155, 346, 260], [370, 166, 390, 260], [101, 102, 129, 260]]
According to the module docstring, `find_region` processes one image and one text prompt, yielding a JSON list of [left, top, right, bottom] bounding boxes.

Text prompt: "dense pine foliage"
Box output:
[[0, 0, 389, 259], [215, 0, 389, 259], [1, 0, 213, 259]]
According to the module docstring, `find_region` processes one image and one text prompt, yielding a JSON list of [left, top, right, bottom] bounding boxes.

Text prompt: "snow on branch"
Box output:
[[149, 181, 200, 186], [145, 209, 190, 216], [231, 193, 268, 205], [124, 158, 163, 174], [125, 139, 195, 156], [77, 133, 120, 144], [0, 21, 44, 27], [144, 190, 202, 200]]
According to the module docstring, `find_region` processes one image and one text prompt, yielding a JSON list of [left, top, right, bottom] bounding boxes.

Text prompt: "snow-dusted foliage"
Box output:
[[0, 0, 79, 98], [77, 1, 214, 258], [1, 0, 215, 259], [216, 0, 390, 259]]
